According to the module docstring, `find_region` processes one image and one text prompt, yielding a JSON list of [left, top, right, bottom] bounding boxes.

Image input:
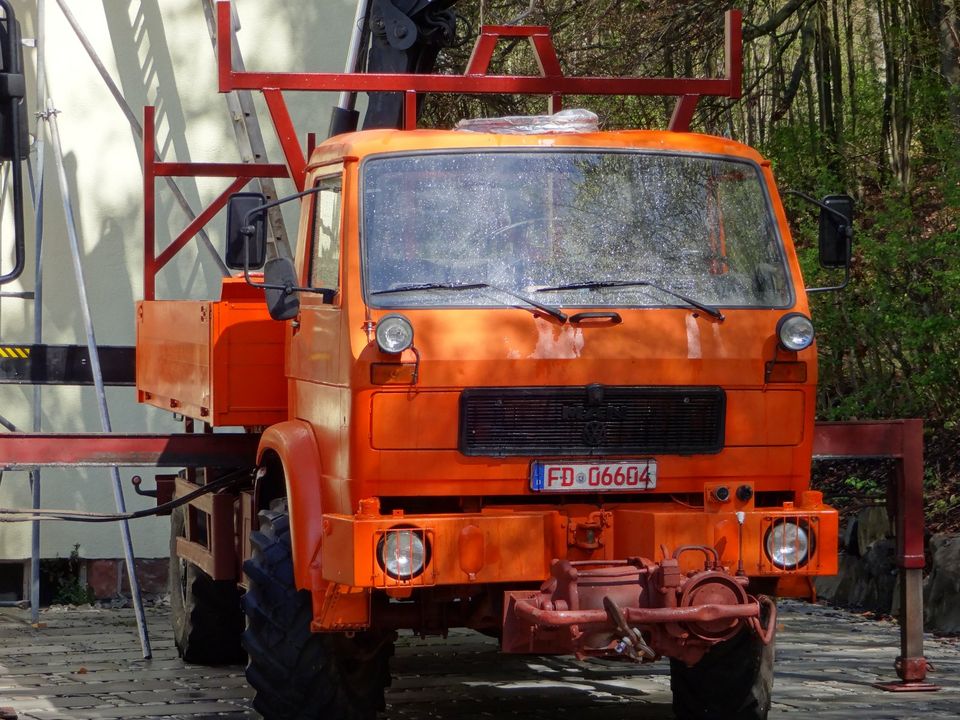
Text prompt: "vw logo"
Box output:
[[583, 420, 607, 446]]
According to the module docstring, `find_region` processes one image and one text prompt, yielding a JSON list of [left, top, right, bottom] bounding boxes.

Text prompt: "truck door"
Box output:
[[289, 171, 344, 418]]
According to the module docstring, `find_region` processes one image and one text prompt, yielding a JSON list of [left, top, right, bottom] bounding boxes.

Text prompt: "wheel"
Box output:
[[169, 506, 246, 665], [242, 500, 394, 720], [669, 604, 775, 720]]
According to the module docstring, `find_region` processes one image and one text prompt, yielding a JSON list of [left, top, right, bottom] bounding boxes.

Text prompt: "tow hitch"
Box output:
[[502, 546, 775, 666]]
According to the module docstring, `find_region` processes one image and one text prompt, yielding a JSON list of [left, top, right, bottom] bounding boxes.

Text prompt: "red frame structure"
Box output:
[[141, 2, 743, 301], [215, 0, 742, 188], [142, 105, 288, 301], [813, 420, 938, 691]]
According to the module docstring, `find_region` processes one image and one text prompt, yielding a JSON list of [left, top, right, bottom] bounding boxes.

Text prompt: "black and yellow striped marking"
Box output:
[[0, 344, 134, 385]]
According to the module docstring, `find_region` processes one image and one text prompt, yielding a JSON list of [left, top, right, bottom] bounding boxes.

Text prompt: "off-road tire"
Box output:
[[242, 500, 393, 720], [169, 507, 246, 665], [669, 605, 775, 720]]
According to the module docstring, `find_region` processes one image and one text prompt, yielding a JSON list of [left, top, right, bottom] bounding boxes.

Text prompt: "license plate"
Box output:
[[531, 460, 657, 492]]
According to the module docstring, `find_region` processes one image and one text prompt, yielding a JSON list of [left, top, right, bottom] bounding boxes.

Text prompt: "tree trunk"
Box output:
[[936, 0, 960, 128]]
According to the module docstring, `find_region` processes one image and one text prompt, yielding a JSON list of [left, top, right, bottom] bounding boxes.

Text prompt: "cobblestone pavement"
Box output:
[[0, 600, 957, 719]]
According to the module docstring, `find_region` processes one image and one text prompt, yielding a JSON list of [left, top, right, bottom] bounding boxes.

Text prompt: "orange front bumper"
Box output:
[[315, 500, 838, 590]]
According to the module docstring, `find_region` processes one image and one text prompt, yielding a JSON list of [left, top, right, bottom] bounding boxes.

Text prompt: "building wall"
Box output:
[[0, 0, 356, 560]]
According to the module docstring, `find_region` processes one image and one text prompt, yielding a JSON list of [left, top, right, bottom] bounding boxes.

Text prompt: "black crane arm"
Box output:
[[331, 0, 461, 133]]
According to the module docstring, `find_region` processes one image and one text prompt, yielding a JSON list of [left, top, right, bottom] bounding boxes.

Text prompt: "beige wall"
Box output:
[[0, 0, 355, 559]]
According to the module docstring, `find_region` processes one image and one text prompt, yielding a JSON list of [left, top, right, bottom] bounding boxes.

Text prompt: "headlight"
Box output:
[[375, 314, 414, 354], [764, 520, 813, 570], [377, 528, 427, 580], [777, 313, 815, 351]]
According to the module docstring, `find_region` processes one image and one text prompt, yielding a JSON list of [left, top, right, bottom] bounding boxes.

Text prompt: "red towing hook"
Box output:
[[502, 548, 773, 666]]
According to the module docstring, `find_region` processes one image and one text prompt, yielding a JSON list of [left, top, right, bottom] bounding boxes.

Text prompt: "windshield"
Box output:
[[361, 151, 791, 309]]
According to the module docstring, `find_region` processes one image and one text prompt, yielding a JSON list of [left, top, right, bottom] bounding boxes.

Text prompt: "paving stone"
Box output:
[[0, 601, 958, 719], [23, 702, 253, 719], [7, 695, 106, 710]]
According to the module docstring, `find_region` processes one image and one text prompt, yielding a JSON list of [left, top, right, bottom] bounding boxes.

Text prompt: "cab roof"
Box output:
[[308, 128, 769, 170]]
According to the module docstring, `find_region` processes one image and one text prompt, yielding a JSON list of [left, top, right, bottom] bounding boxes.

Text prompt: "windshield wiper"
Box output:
[[371, 281, 487, 295], [371, 282, 567, 323], [534, 279, 724, 321]]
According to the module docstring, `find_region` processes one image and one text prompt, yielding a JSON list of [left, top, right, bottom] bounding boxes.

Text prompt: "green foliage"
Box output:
[[743, 3, 960, 428], [792, 80, 960, 424], [41, 545, 94, 606], [928, 492, 960, 530], [841, 474, 884, 496]]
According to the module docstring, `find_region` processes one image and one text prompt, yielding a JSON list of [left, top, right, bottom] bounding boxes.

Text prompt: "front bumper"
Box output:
[[315, 496, 838, 589]]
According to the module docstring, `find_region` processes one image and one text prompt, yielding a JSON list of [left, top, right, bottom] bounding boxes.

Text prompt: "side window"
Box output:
[[310, 178, 342, 293]]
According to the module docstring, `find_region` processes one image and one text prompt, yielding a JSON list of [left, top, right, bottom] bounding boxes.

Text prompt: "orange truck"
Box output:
[[137, 4, 852, 719]]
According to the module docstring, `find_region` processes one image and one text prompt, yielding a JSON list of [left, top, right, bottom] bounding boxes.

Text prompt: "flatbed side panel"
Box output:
[[212, 300, 287, 425], [136, 298, 286, 426]]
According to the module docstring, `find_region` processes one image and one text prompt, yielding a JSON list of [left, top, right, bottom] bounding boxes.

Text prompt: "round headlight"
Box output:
[[777, 313, 815, 351], [764, 520, 812, 570], [375, 314, 414, 354], [377, 528, 427, 580]]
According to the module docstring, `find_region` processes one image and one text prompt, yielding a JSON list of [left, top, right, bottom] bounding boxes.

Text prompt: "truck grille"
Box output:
[[459, 385, 725, 457]]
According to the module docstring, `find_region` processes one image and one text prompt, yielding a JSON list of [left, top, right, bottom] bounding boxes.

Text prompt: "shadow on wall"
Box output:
[[0, 3, 190, 560], [103, 0, 222, 300], [238, 0, 352, 158]]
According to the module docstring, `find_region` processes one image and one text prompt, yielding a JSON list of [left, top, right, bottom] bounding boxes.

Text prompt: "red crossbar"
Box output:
[[214, 1, 743, 172], [0, 433, 259, 467], [216, 1, 741, 100], [142, 106, 290, 300]]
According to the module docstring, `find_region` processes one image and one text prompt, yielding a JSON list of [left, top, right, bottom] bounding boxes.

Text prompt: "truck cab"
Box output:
[[270, 121, 837, 587], [136, 6, 852, 718], [205, 119, 841, 719]]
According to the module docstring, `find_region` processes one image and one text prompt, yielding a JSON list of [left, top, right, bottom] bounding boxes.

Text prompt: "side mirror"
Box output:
[[263, 257, 301, 321], [0, 7, 27, 162], [235, 184, 336, 313], [818, 194, 854, 269], [225, 192, 267, 270]]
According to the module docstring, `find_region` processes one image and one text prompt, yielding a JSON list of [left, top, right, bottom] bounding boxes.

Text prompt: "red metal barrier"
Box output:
[[813, 420, 939, 692], [0, 432, 259, 468]]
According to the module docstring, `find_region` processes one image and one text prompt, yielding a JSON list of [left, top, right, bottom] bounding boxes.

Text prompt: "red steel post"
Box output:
[[143, 106, 156, 302], [262, 88, 307, 190], [882, 419, 938, 691], [669, 95, 700, 132], [813, 420, 939, 692], [725, 9, 743, 99], [403, 91, 418, 131]]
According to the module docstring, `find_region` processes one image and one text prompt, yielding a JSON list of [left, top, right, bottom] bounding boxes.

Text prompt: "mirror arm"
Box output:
[[806, 235, 852, 294], [243, 185, 325, 226], [239, 185, 327, 291], [241, 234, 330, 297], [241, 227, 255, 286], [787, 189, 852, 294], [785, 189, 851, 223]]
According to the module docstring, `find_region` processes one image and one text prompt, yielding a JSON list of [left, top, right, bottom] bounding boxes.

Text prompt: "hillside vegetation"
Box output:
[[423, 0, 960, 530]]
